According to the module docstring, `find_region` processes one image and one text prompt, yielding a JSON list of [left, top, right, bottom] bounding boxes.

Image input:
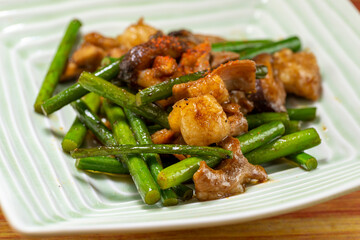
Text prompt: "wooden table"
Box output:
[[1, 190, 360, 239], [1, 1, 359, 239]]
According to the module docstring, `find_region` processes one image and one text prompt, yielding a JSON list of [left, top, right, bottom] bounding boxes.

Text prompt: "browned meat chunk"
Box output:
[[137, 56, 177, 88], [228, 114, 248, 136], [222, 103, 248, 136], [172, 135, 189, 161], [172, 74, 229, 104], [228, 90, 254, 114], [168, 29, 201, 45], [60, 61, 84, 82], [248, 53, 286, 112], [168, 95, 230, 146], [116, 18, 159, 49], [172, 60, 257, 105], [135, 41, 211, 89], [193, 33, 225, 44], [84, 32, 121, 50], [137, 69, 163, 90], [176, 41, 211, 76], [211, 60, 256, 93], [168, 29, 225, 45], [151, 128, 177, 144], [273, 48, 321, 101], [151, 129, 188, 160], [153, 55, 178, 76], [210, 51, 240, 68], [72, 44, 106, 72], [193, 137, 267, 201], [107, 47, 128, 58], [61, 32, 126, 81], [118, 35, 190, 84]]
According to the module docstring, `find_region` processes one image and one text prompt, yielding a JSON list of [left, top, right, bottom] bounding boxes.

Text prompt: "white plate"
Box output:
[[0, 0, 360, 236]]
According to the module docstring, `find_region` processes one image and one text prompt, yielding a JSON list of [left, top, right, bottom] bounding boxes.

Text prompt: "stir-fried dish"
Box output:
[[34, 19, 322, 206]]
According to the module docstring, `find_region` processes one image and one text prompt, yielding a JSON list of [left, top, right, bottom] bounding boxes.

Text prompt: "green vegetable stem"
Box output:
[[34, 19, 82, 113]]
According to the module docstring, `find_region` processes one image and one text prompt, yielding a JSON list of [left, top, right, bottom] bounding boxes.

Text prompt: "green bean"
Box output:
[[102, 102, 160, 205], [135, 65, 268, 106], [236, 121, 285, 153], [245, 128, 321, 165], [239, 36, 301, 60], [157, 121, 285, 189], [287, 107, 317, 121], [62, 118, 87, 152], [75, 156, 129, 175], [284, 120, 301, 135], [255, 64, 268, 79], [41, 58, 122, 115], [71, 99, 117, 147], [211, 39, 273, 52], [286, 152, 318, 171], [172, 185, 193, 201], [147, 124, 163, 135], [71, 144, 233, 159], [61, 92, 101, 152], [100, 56, 119, 67], [78, 72, 170, 128], [124, 109, 178, 206], [34, 19, 81, 113], [157, 156, 221, 190], [135, 71, 207, 106], [246, 112, 289, 129]]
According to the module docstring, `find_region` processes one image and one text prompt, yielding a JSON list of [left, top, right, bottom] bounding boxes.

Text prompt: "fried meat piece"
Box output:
[[176, 41, 211, 76], [222, 103, 248, 136], [172, 74, 229, 104], [168, 29, 201, 45], [273, 48, 321, 101], [117, 18, 159, 49], [193, 137, 267, 201], [211, 60, 256, 93], [151, 128, 177, 144], [84, 32, 121, 50], [193, 33, 225, 44], [72, 44, 106, 72], [151, 129, 189, 161], [248, 53, 286, 112], [172, 59, 258, 105], [210, 51, 240, 68], [61, 32, 124, 81], [168, 95, 230, 146], [60, 61, 84, 82], [168, 29, 225, 45], [118, 35, 190, 84], [228, 90, 254, 114], [137, 56, 177, 88]]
